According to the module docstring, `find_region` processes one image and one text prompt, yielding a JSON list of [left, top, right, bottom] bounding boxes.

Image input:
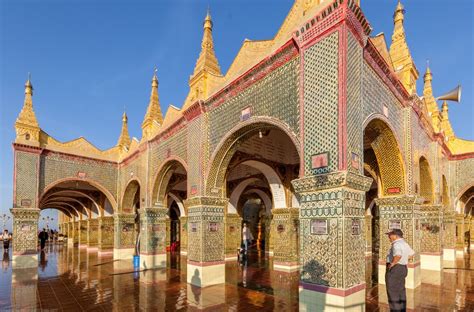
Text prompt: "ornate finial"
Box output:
[[394, 0, 405, 23], [424, 60, 432, 81], [152, 66, 158, 87], [25, 72, 33, 95], [122, 110, 128, 122], [204, 7, 213, 30]]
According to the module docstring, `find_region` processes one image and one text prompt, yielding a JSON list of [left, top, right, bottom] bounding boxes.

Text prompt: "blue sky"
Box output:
[[0, 0, 473, 231]]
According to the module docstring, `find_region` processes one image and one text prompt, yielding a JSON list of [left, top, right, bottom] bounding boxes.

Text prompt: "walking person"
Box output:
[[2, 229, 11, 253], [38, 228, 49, 250], [242, 223, 254, 253], [385, 229, 415, 312]]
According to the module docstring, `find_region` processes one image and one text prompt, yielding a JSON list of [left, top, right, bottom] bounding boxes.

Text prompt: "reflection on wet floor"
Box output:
[[0, 244, 473, 311]]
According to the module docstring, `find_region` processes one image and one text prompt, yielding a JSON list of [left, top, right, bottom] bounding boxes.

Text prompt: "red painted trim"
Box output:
[[41, 149, 117, 166], [12, 143, 42, 154], [149, 117, 187, 146], [298, 43, 305, 177], [449, 151, 474, 161], [187, 260, 225, 267], [183, 101, 205, 122], [300, 282, 366, 297], [338, 25, 348, 170]]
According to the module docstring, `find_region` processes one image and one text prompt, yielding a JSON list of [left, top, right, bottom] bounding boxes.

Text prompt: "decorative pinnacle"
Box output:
[[122, 111, 128, 122], [152, 66, 158, 87], [25, 72, 33, 95], [204, 7, 213, 29], [394, 0, 405, 23], [424, 60, 432, 80]]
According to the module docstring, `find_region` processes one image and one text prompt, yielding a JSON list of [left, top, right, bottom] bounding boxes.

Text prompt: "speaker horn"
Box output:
[[436, 85, 462, 102]]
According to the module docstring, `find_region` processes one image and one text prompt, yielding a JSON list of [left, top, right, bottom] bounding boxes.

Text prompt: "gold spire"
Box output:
[[117, 111, 131, 150], [15, 73, 40, 144], [183, 9, 223, 109], [141, 68, 163, 140], [191, 9, 222, 78], [389, 0, 419, 95]]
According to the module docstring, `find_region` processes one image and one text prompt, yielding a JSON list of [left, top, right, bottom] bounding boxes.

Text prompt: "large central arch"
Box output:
[[205, 117, 301, 197]]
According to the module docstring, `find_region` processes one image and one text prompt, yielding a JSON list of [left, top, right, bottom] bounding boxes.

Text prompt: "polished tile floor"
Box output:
[[0, 244, 473, 311]]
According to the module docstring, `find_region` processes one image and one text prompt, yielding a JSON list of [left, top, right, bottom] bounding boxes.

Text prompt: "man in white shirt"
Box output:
[[385, 229, 415, 312]]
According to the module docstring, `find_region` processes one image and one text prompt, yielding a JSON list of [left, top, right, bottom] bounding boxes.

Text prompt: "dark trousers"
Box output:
[[385, 264, 408, 312], [40, 240, 46, 250]]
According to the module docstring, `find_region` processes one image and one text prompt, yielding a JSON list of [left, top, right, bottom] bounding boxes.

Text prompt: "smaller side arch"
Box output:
[[121, 178, 142, 213], [151, 157, 188, 207], [168, 193, 186, 217]]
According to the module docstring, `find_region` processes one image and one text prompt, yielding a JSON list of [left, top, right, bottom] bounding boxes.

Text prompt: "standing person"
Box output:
[[242, 223, 254, 253], [38, 228, 49, 250], [385, 229, 415, 312], [2, 230, 11, 253]]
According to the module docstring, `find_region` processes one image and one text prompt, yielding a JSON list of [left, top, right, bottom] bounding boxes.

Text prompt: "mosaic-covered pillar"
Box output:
[[455, 213, 464, 254], [293, 172, 372, 311], [365, 214, 373, 256], [180, 216, 188, 255], [264, 215, 272, 254], [165, 218, 171, 248], [470, 217, 474, 251], [98, 216, 114, 253], [67, 221, 75, 247], [185, 197, 227, 287], [113, 213, 136, 260], [419, 204, 443, 271], [78, 219, 88, 247], [375, 196, 422, 289], [87, 218, 99, 249], [224, 213, 242, 260], [272, 208, 299, 271], [10, 208, 40, 268], [139, 207, 167, 269], [442, 210, 456, 262], [73, 221, 79, 245]]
